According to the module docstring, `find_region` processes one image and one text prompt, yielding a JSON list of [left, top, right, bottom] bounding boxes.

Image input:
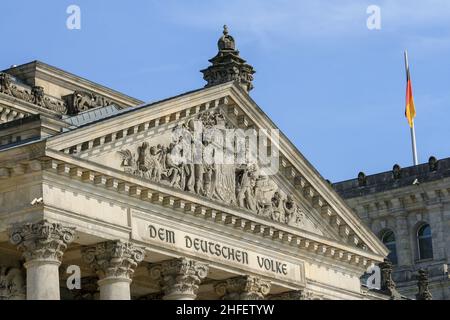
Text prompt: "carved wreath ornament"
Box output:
[[118, 110, 306, 228]]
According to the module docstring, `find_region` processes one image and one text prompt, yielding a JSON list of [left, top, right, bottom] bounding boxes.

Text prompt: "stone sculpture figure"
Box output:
[[31, 86, 45, 107], [236, 165, 258, 211], [0, 72, 68, 114], [284, 195, 304, 226], [118, 149, 137, 174], [416, 269, 432, 300], [0, 73, 13, 95], [271, 191, 284, 223], [117, 109, 307, 230]]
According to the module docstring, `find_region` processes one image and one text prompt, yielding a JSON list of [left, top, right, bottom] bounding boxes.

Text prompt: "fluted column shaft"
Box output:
[[10, 220, 76, 300]]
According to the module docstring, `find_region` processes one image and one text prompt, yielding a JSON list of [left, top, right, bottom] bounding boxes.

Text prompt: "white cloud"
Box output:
[[157, 0, 450, 48]]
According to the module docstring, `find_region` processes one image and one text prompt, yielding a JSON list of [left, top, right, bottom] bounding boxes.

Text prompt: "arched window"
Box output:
[[417, 224, 433, 260], [381, 230, 398, 265]]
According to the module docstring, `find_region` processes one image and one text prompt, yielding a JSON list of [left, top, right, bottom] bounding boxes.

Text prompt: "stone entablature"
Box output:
[[0, 154, 379, 272]]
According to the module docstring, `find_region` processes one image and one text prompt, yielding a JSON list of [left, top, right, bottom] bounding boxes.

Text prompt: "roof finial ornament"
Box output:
[[201, 25, 255, 92]]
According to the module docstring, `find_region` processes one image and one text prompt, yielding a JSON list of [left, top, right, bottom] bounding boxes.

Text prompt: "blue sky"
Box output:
[[2, 1, 449, 182]]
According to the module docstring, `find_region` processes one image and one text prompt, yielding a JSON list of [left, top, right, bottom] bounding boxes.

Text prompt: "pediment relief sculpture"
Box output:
[[117, 110, 311, 231]]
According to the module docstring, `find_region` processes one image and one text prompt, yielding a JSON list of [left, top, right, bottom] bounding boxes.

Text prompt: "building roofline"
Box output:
[[2, 60, 144, 106], [333, 156, 450, 198]]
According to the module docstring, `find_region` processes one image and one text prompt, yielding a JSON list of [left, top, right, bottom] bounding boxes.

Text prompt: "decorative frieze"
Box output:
[[149, 257, 209, 300], [82, 240, 145, 280], [63, 90, 118, 115], [0, 267, 26, 300], [0, 72, 67, 114], [214, 275, 271, 300], [9, 220, 76, 263], [0, 72, 118, 116], [33, 157, 379, 270]]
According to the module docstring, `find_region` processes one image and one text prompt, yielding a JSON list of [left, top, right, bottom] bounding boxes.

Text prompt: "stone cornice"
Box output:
[[346, 180, 450, 217], [46, 84, 232, 151], [228, 84, 389, 258], [36, 149, 382, 268], [0, 92, 68, 123]]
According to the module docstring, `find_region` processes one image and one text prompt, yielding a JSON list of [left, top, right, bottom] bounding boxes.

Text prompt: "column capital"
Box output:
[[214, 275, 271, 300], [82, 240, 145, 281], [9, 220, 76, 264], [149, 257, 209, 300]]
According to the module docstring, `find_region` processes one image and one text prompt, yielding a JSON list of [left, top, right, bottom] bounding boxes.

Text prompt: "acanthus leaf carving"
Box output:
[[81, 240, 145, 280], [9, 220, 76, 263]]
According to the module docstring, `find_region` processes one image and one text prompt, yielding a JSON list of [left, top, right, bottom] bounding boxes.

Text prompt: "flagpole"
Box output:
[[410, 120, 419, 165], [404, 50, 419, 165]]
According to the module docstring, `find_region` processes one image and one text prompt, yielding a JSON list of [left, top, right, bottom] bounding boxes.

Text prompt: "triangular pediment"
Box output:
[[46, 82, 388, 258]]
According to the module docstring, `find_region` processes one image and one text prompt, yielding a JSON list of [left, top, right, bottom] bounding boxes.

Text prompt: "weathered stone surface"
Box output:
[[10, 220, 76, 263], [149, 257, 209, 300], [214, 275, 271, 300], [201, 26, 255, 92]]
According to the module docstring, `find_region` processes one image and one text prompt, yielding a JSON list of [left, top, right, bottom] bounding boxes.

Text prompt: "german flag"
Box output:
[[405, 55, 416, 127]]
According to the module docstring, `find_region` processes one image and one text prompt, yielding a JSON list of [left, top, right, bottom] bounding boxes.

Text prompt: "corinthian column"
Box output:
[[149, 257, 209, 300], [9, 220, 76, 300], [214, 275, 271, 300], [81, 240, 145, 300]]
